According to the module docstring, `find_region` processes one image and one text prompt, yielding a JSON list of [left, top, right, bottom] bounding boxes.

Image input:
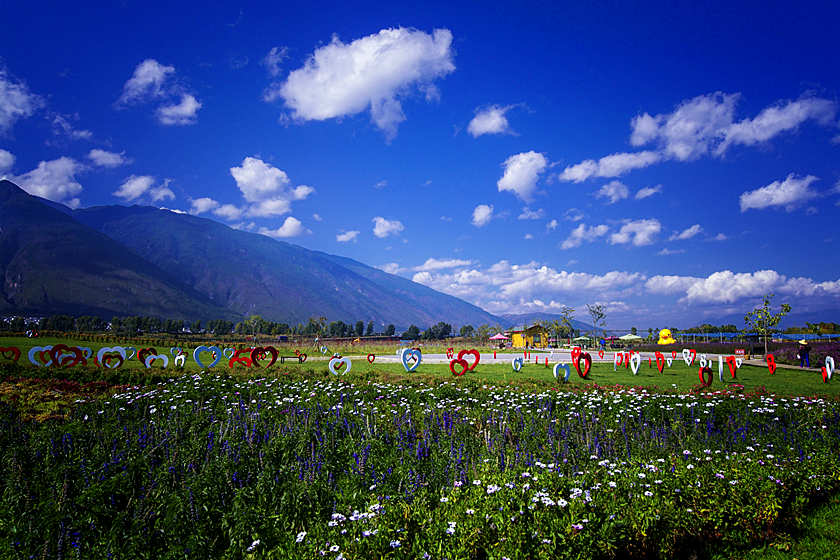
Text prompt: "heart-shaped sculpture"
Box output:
[[655, 352, 665, 374], [457, 349, 480, 371], [328, 356, 351, 375], [511, 357, 523, 372], [229, 348, 253, 368], [716, 356, 724, 382], [553, 362, 570, 383], [822, 366, 830, 383], [598, 350, 604, 359], [193, 345, 223, 369], [174, 353, 186, 367], [571, 347, 582, 365], [78, 347, 93, 360], [735, 357, 743, 369], [671, 351, 677, 359], [367, 353, 375, 364], [725, 356, 738, 379], [320, 345, 329, 355], [170, 347, 182, 357], [666, 356, 673, 367], [125, 347, 136, 361], [699, 354, 708, 368], [446, 347, 454, 359], [613, 353, 622, 370], [624, 352, 631, 369], [766, 354, 777, 374], [250, 346, 279, 368], [402, 349, 422, 372], [97, 346, 126, 369], [223, 348, 235, 360], [298, 353, 307, 363], [138, 347, 158, 366], [28, 346, 53, 367], [824, 356, 835, 379], [576, 352, 592, 378], [144, 354, 169, 369], [50, 344, 85, 368], [698, 366, 713, 387], [0, 346, 21, 363], [682, 349, 696, 366], [449, 359, 468, 376], [629, 353, 641, 375]]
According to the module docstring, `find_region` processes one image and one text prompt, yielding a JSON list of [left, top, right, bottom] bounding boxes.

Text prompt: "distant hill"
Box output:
[[500, 312, 594, 333], [0, 180, 234, 320], [0, 180, 505, 327]]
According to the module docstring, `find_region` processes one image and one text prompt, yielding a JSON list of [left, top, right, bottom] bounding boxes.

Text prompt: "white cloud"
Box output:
[[229, 156, 313, 217], [712, 233, 728, 241], [497, 151, 547, 201], [561, 223, 609, 249], [374, 179, 388, 189], [0, 67, 43, 133], [609, 219, 661, 246], [558, 150, 661, 182], [739, 173, 820, 212], [189, 197, 219, 214], [546, 219, 559, 231], [11, 156, 83, 207], [51, 114, 93, 140], [88, 149, 130, 167], [635, 184, 662, 199], [372, 216, 404, 238], [414, 258, 473, 271], [312, 213, 322, 221], [156, 94, 201, 125], [645, 275, 701, 294], [471, 204, 494, 227], [524, 233, 533, 240], [563, 208, 583, 222], [669, 224, 702, 241], [468, 104, 515, 137], [0, 148, 14, 172], [378, 262, 402, 274], [258, 216, 308, 238], [262, 46, 288, 77], [657, 248, 686, 256], [249, 198, 291, 217], [113, 175, 155, 201], [148, 180, 174, 202], [117, 59, 175, 105], [719, 97, 836, 154], [518, 207, 544, 220], [275, 27, 455, 139], [336, 230, 360, 242], [214, 204, 244, 220], [595, 180, 629, 204]]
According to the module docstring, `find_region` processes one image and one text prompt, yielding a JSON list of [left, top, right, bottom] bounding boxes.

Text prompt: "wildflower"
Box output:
[[295, 531, 306, 543], [246, 539, 260, 552], [390, 540, 401, 548]]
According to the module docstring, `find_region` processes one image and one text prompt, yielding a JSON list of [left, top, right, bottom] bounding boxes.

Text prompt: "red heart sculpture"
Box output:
[[229, 348, 253, 368], [367, 353, 375, 363], [655, 352, 665, 374], [446, 347, 454, 359], [138, 347, 158, 365], [0, 346, 20, 362], [616, 353, 624, 366], [457, 349, 480, 371], [698, 366, 713, 387], [449, 358, 468, 376], [571, 347, 582, 365], [101, 352, 124, 369], [671, 351, 677, 359], [766, 354, 777, 375], [50, 344, 84, 368], [298, 353, 307, 363], [822, 367, 829, 383], [598, 350, 604, 359], [575, 352, 592, 378], [688, 349, 697, 366], [294, 349, 300, 356], [251, 346, 279, 368], [624, 352, 631, 369], [725, 356, 738, 379]]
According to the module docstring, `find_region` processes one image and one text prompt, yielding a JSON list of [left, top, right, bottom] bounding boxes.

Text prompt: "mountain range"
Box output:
[[0, 179, 504, 329]]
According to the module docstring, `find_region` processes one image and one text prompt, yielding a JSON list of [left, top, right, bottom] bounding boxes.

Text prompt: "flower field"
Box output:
[[2, 367, 840, 559]]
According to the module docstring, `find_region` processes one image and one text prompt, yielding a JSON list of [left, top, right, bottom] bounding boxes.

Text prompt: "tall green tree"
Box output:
[[585, 303, 606, 339], [459, 324, 475, 338], [366, 321, 374, 336], [744, 293, 791, 355]]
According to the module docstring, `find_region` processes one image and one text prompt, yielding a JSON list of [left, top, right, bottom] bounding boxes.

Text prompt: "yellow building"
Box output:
[[508, 325, 550, 348]]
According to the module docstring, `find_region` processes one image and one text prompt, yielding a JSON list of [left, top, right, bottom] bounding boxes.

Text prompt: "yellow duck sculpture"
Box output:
[[657, 328, 676, 345]]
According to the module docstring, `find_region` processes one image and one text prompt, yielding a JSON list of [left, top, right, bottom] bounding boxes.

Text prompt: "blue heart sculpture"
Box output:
[[402, 349, 422, 372], [145, 354, 169, 369], [553, 362, 570, 383], [328, 356, 351, 375], [193, 345, 222, 369], [170, 346, 182, 357], [511, 357, 523, 372], [28, 346, 53, 367], [78, 347, 93, 360], [97, 346, 126, 368]]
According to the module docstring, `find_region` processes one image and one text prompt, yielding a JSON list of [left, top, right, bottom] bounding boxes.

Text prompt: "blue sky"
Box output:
[[2, 0, 839, 329]]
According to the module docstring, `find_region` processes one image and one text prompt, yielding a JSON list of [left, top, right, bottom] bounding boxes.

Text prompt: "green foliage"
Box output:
[[744, 293, 792, 354]]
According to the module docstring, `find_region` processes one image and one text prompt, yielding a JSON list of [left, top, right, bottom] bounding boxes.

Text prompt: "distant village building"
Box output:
[[508, 324, 550, 348]]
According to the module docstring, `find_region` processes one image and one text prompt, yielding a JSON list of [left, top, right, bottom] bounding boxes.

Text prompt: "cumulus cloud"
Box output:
[[739, 173, 820, 212], [546, 219, 559, 231], [560, 223, 609, 249], [467, 104, 516, 137], [558, 150, 661, 182], [471, 204, 494, 227], [258, 216, 308, 238], [635, 184, 662, 199], [378, 262, 402, 274], [0, 148, 14, 173], [497, 151, 547, 201], [113, 175, 172, 202], [88, 149, 130, 167], [609, 219, 661, 246], [228, 156, 314, 218], [117, 59, 176, 105], [595, 180, 629, 204], [214, 204, 244, 220], [644, 275, 701, 294], [372, 216, 404, 238], [156, 94, 201, 125], [11, 156, 84, 207], [414, 258, 472, 271], [518, 207, 544, 220], [336, 230, 360, 242], [274, 27, 455, 139], [712, 233, 728, 241], [189, 197, 220, 215], [0, 67, 44, 133], [669, 224, 702, 241]]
